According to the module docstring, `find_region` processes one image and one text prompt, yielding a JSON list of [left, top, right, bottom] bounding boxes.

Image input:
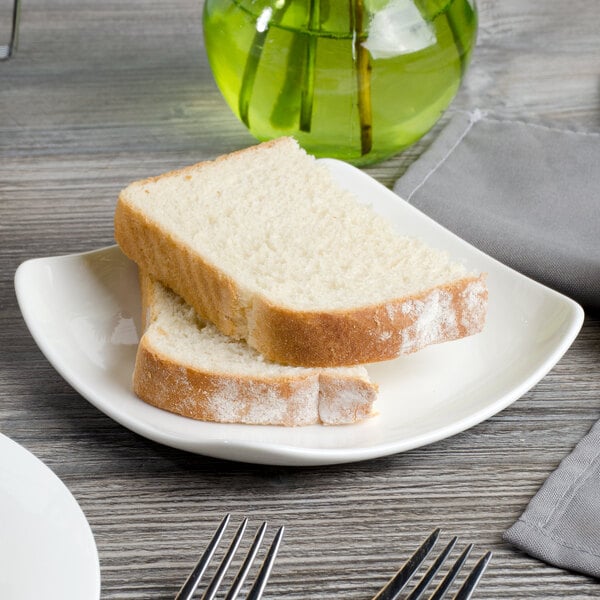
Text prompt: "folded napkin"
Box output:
[[503, 419, 600, 578], [393, 110, 600, 309]]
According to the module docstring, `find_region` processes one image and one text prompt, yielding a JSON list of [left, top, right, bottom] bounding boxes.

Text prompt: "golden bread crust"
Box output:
[[133, 343, 376, 426], [248, 275, 487, 366], [133, 341, 320, 426]]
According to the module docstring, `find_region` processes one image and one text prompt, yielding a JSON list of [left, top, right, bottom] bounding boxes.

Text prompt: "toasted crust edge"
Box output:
[[248, 274, 488, 366], [133, 344, 377, 426]]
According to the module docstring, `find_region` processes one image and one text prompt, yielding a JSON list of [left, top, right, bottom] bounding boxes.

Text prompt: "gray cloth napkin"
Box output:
[[394, 111, 600, 577], [503, 419, 600, 578], [393, 110, 600, 309]]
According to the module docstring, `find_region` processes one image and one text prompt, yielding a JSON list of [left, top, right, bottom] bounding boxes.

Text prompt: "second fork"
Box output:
[[372, 529, 492, 600]]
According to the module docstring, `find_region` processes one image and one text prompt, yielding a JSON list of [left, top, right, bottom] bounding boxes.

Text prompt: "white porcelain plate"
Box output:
[[15, 159, 584, 466], [0, 433, 100, 599]]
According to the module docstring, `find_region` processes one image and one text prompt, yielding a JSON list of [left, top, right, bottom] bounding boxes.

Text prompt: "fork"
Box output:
[[372, 529, 492, 600], [174, 514, 284, 600]]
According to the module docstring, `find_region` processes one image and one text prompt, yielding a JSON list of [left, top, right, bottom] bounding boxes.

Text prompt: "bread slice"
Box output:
[[134, 272, 377, 426], [116, 137, 487, 367]]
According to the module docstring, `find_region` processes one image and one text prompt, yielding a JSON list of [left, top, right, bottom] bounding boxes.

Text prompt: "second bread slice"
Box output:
[[134, 273, 377, 426], [116, 138, 487, 367]]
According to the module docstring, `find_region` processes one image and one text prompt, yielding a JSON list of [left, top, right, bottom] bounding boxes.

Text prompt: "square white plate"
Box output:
[[15, 159, 584, 466]]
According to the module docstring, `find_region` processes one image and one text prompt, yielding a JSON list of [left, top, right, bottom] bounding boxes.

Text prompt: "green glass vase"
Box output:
[[203, 0, 477, 166]]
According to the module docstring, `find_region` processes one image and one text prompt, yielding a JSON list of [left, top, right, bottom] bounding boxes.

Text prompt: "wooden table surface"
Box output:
[[1, 0, 599, 598]]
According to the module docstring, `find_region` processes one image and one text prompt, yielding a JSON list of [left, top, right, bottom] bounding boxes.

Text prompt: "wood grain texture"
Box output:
[[1, 0, 600, 598]]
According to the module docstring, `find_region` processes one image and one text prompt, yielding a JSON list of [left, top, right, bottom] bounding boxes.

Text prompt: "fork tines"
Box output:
[[175, 514, 284, 600], [373, 529, 492, 600]]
